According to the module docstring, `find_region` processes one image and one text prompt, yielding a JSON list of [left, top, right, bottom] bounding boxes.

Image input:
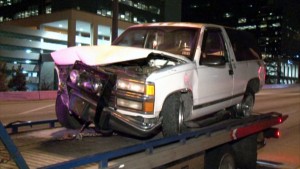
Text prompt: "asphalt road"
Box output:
[[254, 84, 300, 169], [0, 100, 56, 124], [0, 84, 299, 168]]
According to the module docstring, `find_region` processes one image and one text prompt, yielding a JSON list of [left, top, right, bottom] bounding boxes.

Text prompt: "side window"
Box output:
[[201, 28, 228, 64], [226, 28, 261, 61]]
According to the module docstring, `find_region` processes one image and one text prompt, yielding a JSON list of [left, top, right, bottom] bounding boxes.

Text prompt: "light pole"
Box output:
[[111, 0, 119, 43]]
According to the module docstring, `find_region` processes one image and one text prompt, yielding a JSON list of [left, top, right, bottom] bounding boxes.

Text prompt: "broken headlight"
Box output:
[[69, 69, 103, 94]]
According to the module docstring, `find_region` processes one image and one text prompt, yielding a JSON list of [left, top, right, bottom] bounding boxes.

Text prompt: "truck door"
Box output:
[[194, 27, 234, 117]]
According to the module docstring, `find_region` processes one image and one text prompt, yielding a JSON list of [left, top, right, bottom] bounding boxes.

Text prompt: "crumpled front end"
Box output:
[[55, 60, 161, 137], [52, 45, 186, 137]]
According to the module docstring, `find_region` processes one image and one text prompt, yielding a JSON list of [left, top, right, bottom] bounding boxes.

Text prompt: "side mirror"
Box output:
[[201, 53, 226, 66]]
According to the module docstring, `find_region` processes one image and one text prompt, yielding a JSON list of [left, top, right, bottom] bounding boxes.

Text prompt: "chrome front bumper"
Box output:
[[69, 91, 161, 138], [107, 108, 161, 138]]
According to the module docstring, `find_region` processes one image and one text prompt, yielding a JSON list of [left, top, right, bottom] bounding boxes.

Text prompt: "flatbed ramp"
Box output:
[[0, 112, 287, 169], [1, 128, 144, 168]]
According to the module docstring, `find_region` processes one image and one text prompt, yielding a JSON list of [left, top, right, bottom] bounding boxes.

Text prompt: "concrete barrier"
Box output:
[[0, 91, 57, 101]]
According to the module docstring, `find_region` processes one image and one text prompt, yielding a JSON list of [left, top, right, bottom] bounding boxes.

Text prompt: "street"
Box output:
[[0, 84, 299, 168], [0, 100, 56, 124], [254, 84, 300, 168]]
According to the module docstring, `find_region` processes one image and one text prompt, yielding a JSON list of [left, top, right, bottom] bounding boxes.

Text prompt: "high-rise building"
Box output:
[[0, 0, 182, 90], [182, 0, 300, 84], [0, 0, 168, 24]]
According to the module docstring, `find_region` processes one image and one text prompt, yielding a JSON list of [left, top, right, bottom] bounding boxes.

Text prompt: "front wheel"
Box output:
[[55, 95, 82, 129], [161, 93, 192, 137]]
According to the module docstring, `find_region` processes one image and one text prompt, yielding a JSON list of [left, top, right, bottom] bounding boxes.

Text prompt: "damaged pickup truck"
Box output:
[[51, 23, 266, 137]]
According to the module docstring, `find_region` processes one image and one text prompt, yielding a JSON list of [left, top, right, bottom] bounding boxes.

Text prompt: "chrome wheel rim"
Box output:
[[178, 100, 184, 133], [242, 94, 254, 117], [219, 153, 235, 169]]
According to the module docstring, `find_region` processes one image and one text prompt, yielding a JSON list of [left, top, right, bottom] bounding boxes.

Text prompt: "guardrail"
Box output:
[[5, 119, 58, 134]]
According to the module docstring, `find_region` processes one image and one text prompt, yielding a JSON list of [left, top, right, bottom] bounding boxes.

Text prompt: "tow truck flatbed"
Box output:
[[1, 112, 287, 169]]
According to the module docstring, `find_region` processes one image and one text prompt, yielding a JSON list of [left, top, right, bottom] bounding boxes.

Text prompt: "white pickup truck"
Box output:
[[51, 22, 266, 137]]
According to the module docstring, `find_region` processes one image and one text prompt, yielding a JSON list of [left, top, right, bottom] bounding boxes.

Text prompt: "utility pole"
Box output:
[[111, 0, 119, 43]]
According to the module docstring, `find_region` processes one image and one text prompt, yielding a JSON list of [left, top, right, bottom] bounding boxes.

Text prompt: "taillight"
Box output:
[[278, 117, 282, 123], [258, 65, 266, 82], [264, 128, 280, 138]]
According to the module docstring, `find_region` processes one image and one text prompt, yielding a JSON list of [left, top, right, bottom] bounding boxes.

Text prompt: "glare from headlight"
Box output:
[[70, 70, 79, 84], [117, 79, 145, 93]]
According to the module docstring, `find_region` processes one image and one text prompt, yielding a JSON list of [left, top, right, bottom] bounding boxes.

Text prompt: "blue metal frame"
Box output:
[[0, 121, 29, 169], [5, 119, 58, 134], [0, 112, 283, 169], [41, 112, 283, 169]]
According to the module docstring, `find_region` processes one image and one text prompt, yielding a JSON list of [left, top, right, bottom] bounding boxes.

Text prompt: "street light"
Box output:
[[112, 0, 119, 42]]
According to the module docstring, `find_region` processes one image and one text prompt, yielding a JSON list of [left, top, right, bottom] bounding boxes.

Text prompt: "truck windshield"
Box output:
[[113, 27, 198, 60]]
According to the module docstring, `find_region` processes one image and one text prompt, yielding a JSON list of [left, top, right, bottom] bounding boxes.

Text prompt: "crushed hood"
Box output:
[[51, 45, 171, 66]]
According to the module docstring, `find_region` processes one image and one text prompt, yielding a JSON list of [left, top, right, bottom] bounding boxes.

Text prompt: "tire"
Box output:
[[55, 95, 82, 129], [161, 93, 192, 137], [205, 144, 236, 169], [232, 134, 257, 169], [234, 92, 255, 117]]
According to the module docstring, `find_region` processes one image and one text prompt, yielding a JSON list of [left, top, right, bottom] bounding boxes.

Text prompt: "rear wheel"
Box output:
[[205, 144, 236, 169], [55, 94, 82, 129], [234, 92, 254, 117], [161, 93, 192, 137], [232, 134, 257, 169]]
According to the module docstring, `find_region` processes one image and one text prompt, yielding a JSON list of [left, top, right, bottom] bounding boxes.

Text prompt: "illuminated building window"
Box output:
[[97, 10, 101, 15], [106, 11, 111, 16], [125, 11, 131, 22], [149, 6, 160, 15], [101, 9, 107, 16], [238, 18, 247, 24], [14, 6, 39, 19], [272, 23, 280, 27], [120, 0, 133, 6], [236, 25, 256, 30], [223, 12, 233, 18], [133, 17, 138, 23], [120, 14, 125, 19], [119, 0, 161, 15], [259, 24, 267, 29], [190, 4, 199, 8], [46, 5, 51, 14]]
